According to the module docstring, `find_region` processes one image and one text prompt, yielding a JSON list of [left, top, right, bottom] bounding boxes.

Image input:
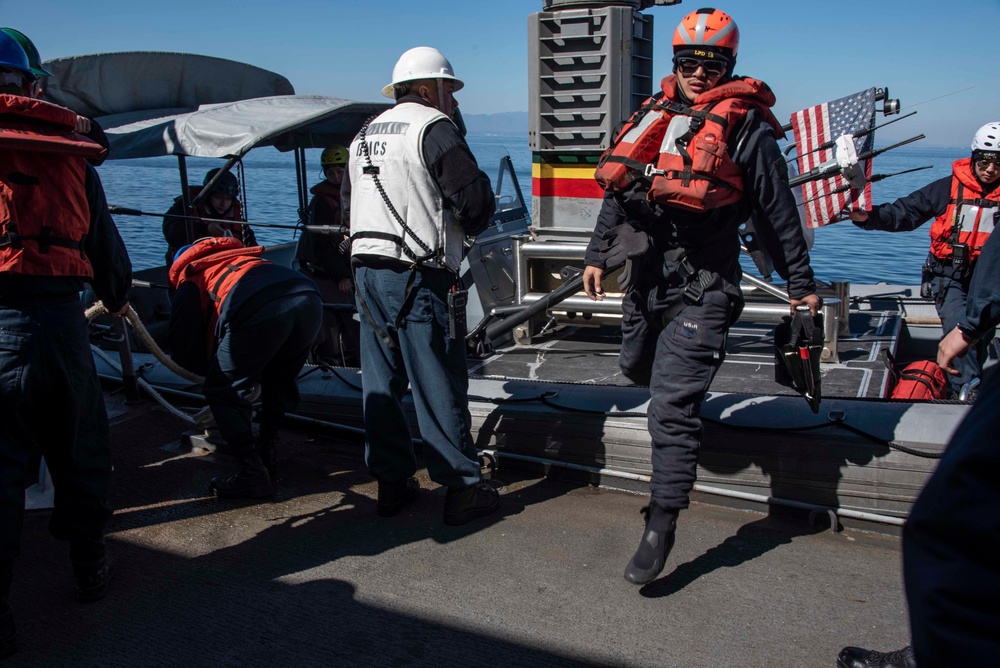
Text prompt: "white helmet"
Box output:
[[971, 122, 1000, 152], [381, 46, 464, 99]]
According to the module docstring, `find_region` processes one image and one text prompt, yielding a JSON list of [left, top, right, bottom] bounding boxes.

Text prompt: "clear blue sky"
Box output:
[[4, 0, 999, 147]]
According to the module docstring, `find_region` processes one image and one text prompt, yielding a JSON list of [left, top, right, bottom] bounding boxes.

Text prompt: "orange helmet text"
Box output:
[[672, 8, 740, 59]]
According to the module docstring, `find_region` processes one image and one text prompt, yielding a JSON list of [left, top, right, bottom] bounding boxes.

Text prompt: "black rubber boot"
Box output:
[[1, 561, 15, 659], [443, 481, 500, 526], [209, 452, 274, 499], [623, 503, 678, 585], [70, 537, 113, 603], [837, 645, 916, 668]]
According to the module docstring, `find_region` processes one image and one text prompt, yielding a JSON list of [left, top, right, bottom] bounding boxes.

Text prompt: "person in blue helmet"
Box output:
[[162, 168, 257, 266], [0, 32, 132, 660], [0, 27, 109, 163]]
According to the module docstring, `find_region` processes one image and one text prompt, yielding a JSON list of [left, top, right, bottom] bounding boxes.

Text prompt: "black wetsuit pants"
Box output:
[[618, 285, 737, 510]]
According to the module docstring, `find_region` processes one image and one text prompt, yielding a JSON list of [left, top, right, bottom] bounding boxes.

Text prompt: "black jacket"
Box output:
[[857, 176, 952, 233], [585, 109, 816, 299], [962, 226, 1000, 339], [168, 263, 319, 375]]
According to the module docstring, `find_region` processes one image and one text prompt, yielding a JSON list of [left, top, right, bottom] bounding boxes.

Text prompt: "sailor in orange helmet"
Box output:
[[585, 7, 821, 585]]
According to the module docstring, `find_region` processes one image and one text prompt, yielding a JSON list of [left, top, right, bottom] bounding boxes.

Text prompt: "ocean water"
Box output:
[[96, 135, 960, 286]]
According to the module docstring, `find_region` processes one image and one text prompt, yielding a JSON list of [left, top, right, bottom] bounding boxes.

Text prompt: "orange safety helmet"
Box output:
[[672, 7, 740, 60]]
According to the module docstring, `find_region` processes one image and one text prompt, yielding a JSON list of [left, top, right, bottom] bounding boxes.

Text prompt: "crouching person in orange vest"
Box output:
[[168, 237, 322, 498]]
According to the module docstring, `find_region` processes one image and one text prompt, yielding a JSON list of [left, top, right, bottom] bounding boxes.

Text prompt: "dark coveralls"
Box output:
[[295, 179, 358, 365], [856, 175, 998, 394], [0, 164, 132, 580], [904, 227, 1000, 664], [585, 110, 816, 511], [341, 96, 495, 489], [168, 262, 322, 451]]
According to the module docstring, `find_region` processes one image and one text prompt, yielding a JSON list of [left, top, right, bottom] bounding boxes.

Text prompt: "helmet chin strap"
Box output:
[[436, 81, 450, 117]]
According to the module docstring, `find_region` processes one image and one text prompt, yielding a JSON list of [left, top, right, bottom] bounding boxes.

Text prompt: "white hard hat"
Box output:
[[381, 46, 465, 99], [972, 122, 1000, 152]]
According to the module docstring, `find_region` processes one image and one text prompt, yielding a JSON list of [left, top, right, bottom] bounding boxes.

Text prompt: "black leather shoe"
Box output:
[[209, 456, 274, 499], [255, 432, 279, 481], [377, 477, 420, 517], [443, 481, 500, 526], [624, 504, 678, 585], [73, 556, 113, 603], [837, 645, 915, 668], [0, 605, 16, 659]]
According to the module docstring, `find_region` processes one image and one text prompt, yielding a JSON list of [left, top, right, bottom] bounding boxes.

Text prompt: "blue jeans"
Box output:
[[355, 265, 480, 488], [0, 299, 112, 562], [204, 291, 323, 452], [619, 286, 736, 510]]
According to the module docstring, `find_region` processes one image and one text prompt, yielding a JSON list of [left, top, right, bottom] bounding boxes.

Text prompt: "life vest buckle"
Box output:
[[644, 163, 668, 179], [0, 222, 21, 250]]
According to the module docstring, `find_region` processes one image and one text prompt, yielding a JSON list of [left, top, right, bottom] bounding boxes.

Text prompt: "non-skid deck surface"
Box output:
[[470, 310, 901, 400], [8, 398, 911, 667]]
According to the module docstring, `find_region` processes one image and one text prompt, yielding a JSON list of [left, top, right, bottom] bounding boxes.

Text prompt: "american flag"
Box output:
[[790, 88, 876, 228]]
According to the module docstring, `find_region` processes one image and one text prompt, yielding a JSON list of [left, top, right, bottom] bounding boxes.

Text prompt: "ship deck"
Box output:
[[9, 395, 912, 667]]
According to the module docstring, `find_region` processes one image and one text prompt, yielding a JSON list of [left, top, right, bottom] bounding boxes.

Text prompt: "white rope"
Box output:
[[85, 301, 205, 384], [85, 300, 208, 425], [90, 344, 197, 425]]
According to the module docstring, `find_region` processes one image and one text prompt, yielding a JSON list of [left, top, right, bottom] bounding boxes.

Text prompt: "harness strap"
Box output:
[[646, 168, 741, 192], [0, 221, 87, 257], [357, 115, 441, 266], [207, 258, 266, 303], [664, 101, 726, 187], [656, 249, 725, 329], [352, 264, 424, 354]]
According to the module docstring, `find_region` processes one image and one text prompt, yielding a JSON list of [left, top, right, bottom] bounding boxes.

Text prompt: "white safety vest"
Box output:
[[348, 103, 464, 272]]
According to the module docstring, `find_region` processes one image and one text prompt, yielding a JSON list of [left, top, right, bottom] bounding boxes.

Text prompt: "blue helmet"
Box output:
[[0, 30, 31, 77], [173, 244, 194, 265]]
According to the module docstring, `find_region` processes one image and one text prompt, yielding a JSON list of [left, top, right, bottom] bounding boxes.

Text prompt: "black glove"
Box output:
[[597, 224, 650, 291], [338, 237, 351, 255], [850, 211, 873, 230], [597, 225, 649, 266]]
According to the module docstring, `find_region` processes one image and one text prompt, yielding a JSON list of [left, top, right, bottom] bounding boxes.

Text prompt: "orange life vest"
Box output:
[[0, 94, 107, 279], [168, 237, 269, 351], [595, 75, 784, 213], [928, 158, 999, 263]]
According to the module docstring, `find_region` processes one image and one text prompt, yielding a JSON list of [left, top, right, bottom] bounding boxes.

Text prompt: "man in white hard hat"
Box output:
[[342, 46, 499, 525]]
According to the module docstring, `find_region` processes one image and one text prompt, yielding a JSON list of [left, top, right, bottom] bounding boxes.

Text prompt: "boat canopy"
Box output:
[[85, 94, 389, 160], [39, 52, 389, 160]]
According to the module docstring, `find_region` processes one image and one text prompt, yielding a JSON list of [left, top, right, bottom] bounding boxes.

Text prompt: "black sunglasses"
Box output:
[[676, 57, 727, 78]]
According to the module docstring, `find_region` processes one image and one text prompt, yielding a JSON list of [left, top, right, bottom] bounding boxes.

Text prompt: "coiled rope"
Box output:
[[85, 301, 203, 424]]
